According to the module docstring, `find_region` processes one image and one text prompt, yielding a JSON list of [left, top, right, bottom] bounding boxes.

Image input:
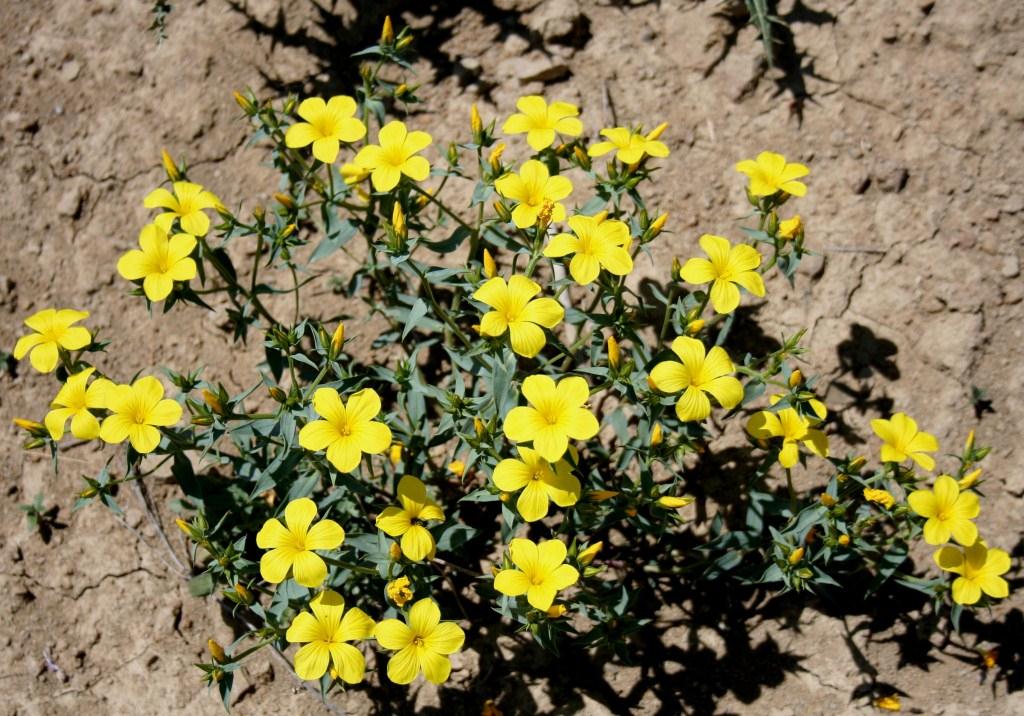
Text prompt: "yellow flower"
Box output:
[[746, 408, 828, 468], [386, 576, 414, 607], [503, 375, 600, 462], [354, 120, 432, 192], [492, 446, 581, 522], [680, 235, 765, 314], [501, 95, 582, 151], [256, 497, 345, 587], [374, 598, 465, 684], [649, 336, 743, 422], [494, 160, 573, 229], [13, 309, 91, 374], [286, 589, 374, 682], [873, 695, 901, 712], [778, 214, 803, 240], [376, 476, 445, 562], [908, 474, 980, 545], [448, 460, 465, 477], [285, 96, 366, 164], [45, 367, 114, 441], [117, 224, 197, 302], [587, 126, 669, 164], [543, 214, 633, 285], [871, 412, 939, 470], [934, 541, 1010, 605], [473, 275, 564, 358], [298, 387, 392, 473], [494, 537, 579, 610], [99, 376, 182, 453], [735, 151, 809, 197], [863, 488, 896, 510], [144, 181, 221, 236]]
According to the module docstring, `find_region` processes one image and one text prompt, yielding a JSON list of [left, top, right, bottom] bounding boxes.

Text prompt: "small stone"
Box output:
[[851, 174, 871, 194], [56, 185, 85, 219], [496, 52, 571, 84], [874, 163, 909, 193], [59, 59, 81, 82], [526, 0, 587, 46], [971, 48, 988, 70], [1002, 195, 1024, 214], [797, 253, 826, 280], [1000, 253, 1020, 279]]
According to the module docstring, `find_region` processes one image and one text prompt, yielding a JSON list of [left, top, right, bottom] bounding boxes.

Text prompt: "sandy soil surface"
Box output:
[[1, 1, 1022, 714]]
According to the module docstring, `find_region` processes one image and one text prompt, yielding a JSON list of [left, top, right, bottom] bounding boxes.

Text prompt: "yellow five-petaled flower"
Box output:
[[117, 224, 197, 302], [374, 598, 465, 684], [680, 235, 765, 314], [45, 367, 113, 441], [375, 476, 445, 562], [299, 387, 393, 473], [257, 497, 345, 588], [494, 537, 579, 610], [503, 375, 600, 462], [543, 214, 633, 286], [492, 446, 581, 522], [285, 95, 367, 164], [99, 376, 182, 453], [934, 541, 1010, 605], [501, 95, 582, 151], [871, 412, 939, 471], [144, 180, 221, 236], [13, 308, 92, 374], [735, 151, 809, 197], [649, 336, 743, 422], [494, 160, 573, 229], [286, 589, 375, 682], [908, 474, 980, 546], [746, 406, 828, 468], [354, 120, 432, 192], [588, 126, 669, 164], [473, 275, 564, 358]]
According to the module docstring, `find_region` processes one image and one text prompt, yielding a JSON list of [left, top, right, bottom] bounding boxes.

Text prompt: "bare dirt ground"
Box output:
[[1, 0, 1022, 714]]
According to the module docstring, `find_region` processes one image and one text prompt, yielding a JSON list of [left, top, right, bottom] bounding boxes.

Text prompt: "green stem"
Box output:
[[410, 184, 475, 234]]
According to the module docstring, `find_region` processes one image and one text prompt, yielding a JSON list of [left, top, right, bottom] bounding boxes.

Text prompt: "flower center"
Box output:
[[384, 145, 408, 168], [530, 573, 546, 586], [412, 635, 425, 647]]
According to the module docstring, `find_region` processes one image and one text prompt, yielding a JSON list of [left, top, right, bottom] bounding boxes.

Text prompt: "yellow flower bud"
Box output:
[[788, 547, 805, 565], [607, 335, 621, 370], [657, 495, 694, 509], [191, 415, 214, 427], [381, 15, 395, 45], [778, 214, 803, 241], [578, 541, 603, 565], [873, 695, 901, 712], [389, 542, 403, 561], [232, 90, 255, 114], [448, 460, 465, 477], [79, 486, 99, 499], [964, 429, 976, 452], [330, 323, 345, 356], [848, 456, 866, 471], [396, 35, 413, 50], [482, 699, 504, 716], [415, 188, 433, 209], [263, 490, 276, 508], [789, 369, 803, 388], [386, 576, 413, 607], [646, 375, 658, 391], [273, 192, 295, 210], [546, 604, 567, 618], [650, 423, 663, 447], [160, 149, 181, 181], [202, 389, 225, 416], [588, 490, 620, 502], [474, 416, 486, 438], [175, 518, 192, 537], [389, 443, 403, 466], [981, 648, 998, 670], [625, 506, 638, 517], [958, 468, 982, 490], [819, 493, 836, 507], [863, 488, 896, 510], [646, 122, 668, 140], [268, 386, 287, 403], [499, 492, 510, 502], [647, 212, 668, 239], [837, 534, 851, 547], [394, 83, 409, 99], [482, 248, 497, 278], [573, 145, 591, 170], [488, 142, 506, 171], [470, 103, 482, 135], [493, 200, 512, 222], [671, 256, 682, 277], [392, 202, 406, 240], [208, 639, 226, 664], [13, 418, 47, 436], [686, 319, 705, 335], [234, 582, 253, 604]]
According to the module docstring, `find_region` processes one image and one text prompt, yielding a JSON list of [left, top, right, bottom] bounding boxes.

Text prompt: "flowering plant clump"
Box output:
[[14, 18, 1012, 708]]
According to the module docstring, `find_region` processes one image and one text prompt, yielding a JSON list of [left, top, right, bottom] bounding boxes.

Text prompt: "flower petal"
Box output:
[[423, 621, 464, 655], [400, 524, 436, 562], [259, 546, 296, 583], [286, 612, 326, 644], [494, 569, 531, 597], [386, 645, 421, 684], [329, 642, 366, 684], [306, 519, 345, 551], [291, 550, 328, 588], [294, 641, 331, 681], [374, 619, 414, 651]]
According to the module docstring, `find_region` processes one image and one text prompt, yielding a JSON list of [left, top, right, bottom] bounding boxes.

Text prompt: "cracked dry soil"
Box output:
[[1, 1, 1022, 714]]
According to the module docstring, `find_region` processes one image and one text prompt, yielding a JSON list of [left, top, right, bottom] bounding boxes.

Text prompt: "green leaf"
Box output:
[[403, 299, 429, 340], [189, 572, 216, 597]]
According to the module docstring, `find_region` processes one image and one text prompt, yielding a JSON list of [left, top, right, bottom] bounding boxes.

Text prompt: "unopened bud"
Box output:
[[282, 97, 297, 115], [686, 319, 705, 335], [202, 389, 226, 416], [176, 518, 192, 537], [546, 604, 567, 618], [657, 495, 694, 509], [79, 486, 99, 499], [671, 256, 682, 278], [191, 415, 214, 426], [482, 248, 497, 278], [488, 142, 506, 171], [789, 369, 803, 388], [650, 422, 663, 447], [232, 90, 255, 114], [647, 212, 668, 239], [395, 35, 413, 51], [837, 534, 851, 547], [588, 490, 620, 502], [646, 122, 668, 140], [161, 149, 182, 181], [380, 15, 395, 45], [493, 200, 512, 223], [273, 192, 295, 210], [573, 145, 591, 170], [447, 142, 460, 167], [578, 541, 603, 565], [280, 223, 296, 239], [208, 639, 226, 664], [848, 456, 866, 471], [392, 202, 406, 240], [958, 468, 982, 490], [606, 335, 621, 370], [389, 542, 402, 561], [964, 429, 976, 453], [13, 418, 47, 437], [330, 323, 345, 357], [778, 214, 802, 241], [252, 205, 265, 223], [389, 443, 403, 466], [788, 547, 805, 565], [819, 493, 836, 507], [625, 506, 638, 517], [470, 103, 482, 136], [234, 582, 253, 604], [268, 386, 287, 403], [394, 83, 408, 99], [448, 460, 465, 477]]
